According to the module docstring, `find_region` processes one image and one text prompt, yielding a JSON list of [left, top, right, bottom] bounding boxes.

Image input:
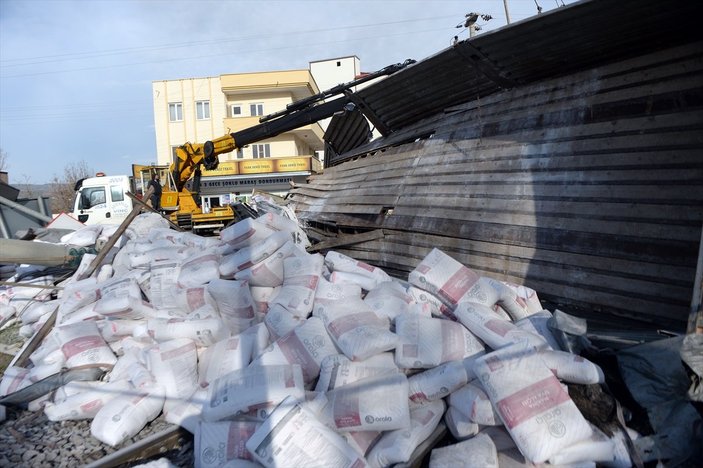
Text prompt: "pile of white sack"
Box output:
[[0, 211, 637, 467]]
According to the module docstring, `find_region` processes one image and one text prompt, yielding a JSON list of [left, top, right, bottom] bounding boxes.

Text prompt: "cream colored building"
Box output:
[[151, 57, 359, 203]]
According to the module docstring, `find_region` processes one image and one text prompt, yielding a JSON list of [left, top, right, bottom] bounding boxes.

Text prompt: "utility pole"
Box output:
[[503, 0, 511, 24]]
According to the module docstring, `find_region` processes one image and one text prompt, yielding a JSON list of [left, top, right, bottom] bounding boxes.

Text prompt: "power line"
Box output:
[[0, 15, 457, 67]]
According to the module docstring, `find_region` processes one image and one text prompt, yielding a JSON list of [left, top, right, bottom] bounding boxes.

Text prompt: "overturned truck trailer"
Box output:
[[290, 0, 703, 333]]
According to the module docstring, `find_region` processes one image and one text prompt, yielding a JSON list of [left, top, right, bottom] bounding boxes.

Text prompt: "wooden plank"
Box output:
[[78, 187, 153, 281]]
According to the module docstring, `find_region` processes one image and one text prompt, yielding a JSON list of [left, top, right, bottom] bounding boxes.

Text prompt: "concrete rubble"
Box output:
[[0, 196, 700, 467]]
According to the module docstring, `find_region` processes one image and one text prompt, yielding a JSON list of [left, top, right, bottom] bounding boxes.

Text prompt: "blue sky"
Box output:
[[0, 0, 569, 184]]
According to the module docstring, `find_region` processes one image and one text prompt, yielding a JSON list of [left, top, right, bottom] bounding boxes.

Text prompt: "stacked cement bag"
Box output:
[[0, 214, 634, 467]]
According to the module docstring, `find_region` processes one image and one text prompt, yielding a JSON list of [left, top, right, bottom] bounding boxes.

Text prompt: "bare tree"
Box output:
[[49, 160, 94, 213], [0, 148, 8, 173]]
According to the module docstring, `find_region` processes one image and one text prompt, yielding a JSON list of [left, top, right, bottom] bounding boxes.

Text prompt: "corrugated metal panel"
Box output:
[[331, 0, 702, 150], [291, 38, 703, 331], [323, 110, 370, 168]]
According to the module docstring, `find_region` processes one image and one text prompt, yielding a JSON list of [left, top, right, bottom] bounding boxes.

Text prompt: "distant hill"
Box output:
[[11, 183, 53, 198]]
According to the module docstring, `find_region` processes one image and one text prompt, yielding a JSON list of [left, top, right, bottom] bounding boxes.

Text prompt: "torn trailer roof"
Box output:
[[292, 0, 703, 332]]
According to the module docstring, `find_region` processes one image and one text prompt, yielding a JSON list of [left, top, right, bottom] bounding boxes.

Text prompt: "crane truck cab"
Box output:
[[72, 174, 133, 225]]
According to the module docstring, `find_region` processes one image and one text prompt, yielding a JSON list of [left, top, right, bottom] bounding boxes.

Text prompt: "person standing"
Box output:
[[148, 173, 162, 211]]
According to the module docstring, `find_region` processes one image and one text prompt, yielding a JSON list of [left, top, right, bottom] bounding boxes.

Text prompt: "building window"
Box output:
[[196, 100, 210, 120], [236, 149, 244, 159], [252, 144, 270, 158], [168, 102, 182, 122], [230, 104, 242, 117], [250, 103, 264, 117]]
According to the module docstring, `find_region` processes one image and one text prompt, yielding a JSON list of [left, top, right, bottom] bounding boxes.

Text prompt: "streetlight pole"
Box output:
[[503, 0, 511, 24]]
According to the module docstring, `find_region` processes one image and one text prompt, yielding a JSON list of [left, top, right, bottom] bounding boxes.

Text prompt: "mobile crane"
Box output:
[[160, 60, 414, 231]]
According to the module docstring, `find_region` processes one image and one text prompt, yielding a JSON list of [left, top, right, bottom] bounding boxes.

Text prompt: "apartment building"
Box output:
[[151, 57, 359, 203]]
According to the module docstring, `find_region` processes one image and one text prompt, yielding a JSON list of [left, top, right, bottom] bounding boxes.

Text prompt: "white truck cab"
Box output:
[[72, 174, 133, 225]]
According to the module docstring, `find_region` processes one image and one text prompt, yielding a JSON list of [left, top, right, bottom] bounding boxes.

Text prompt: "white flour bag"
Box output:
[[263, 304, 304, 341], [57, 321, 117, 369], [515, 310, 562, 351], [454, 301, 547, 351], [90, 384, 165, 447], [315, 353, 398, 393], [366, 400, 445, 468], [473, 342, 594, 463], [234, 241, 302, 287], [363, 281, 413, 322], [44, 379, 132, 421], [202, 364, 305, 422], [246, 396, 366, 468], [146, 316, 228, 346], [219, 217, 276, 250], [249, 286, 280, 318], [321, 372, 410, 432], [251, 317, 338, 383], [176, 286, 216, 315], [394, 312, 484, 369], [444, 405, 479, 441], [198, 335, 254, 388], [219, 231, 290, 277], [429, 433, 498, 468], [207, 279, 257, 334], [195, 420, 261, 467], [268, 254, 324, 318], [408, 360, 470, 406], [313, 297, 398, 361], [448, 380, 501, 426], [163, 388, 208, 434], [177, 252, 220, 288], [325, 250, 391, 285], [146, 338, 199, 400]]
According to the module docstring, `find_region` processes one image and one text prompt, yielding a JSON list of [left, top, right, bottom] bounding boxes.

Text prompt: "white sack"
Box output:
[[90, 384, 165, 447], [366, 400, 445, 468], [429, 433, 499, 468], [444, 405, 479, 440], [198, 335, 254, 389], [219, 217, 277, 251], [57, 321, 117, 369], [313, 297, 398, 361], [195, 420, 260, 467], [268, 254, 324, 318], [125, 212, 171, 240], [44, 379, 132, 421], [408, 360, 470, 406], [549, 424, 615, 465], [394, 313, 484, 369], [147, 260, 182, 312], [363, 281, 412, 322], [315, 353, 398, 393], [146, 338, 198, 400], [246, 396, 366, 468], [60, 224, 102, 247], [207, 279, 257, 334], [515, 310, 562, 350], [325, 251, 391, 285], [314, 278, 361, 305], [202, 364, 305, 422], [241, 322, 270, 360], [454, 302, 547, 351], [329, 271, 380, 292], [234, 241, 302, 287], [254, 211, 310, 248], [177, 253, 221, 288], [251, 316, 338, 383], [321, 372, 410, 432], [448, 380, 501, 426], [473, 342, 594, 463], [249, 286, 280, 318], [408, 249, 528, 319], [263, 304, 304, 341], [145, 317, 228, 347], [0, 366, 32, 396], [175, 286, 216, 314], [219, 231, 290, 277], [163, 388, 208, 434]]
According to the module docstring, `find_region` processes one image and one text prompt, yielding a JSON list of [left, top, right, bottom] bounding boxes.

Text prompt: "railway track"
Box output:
[[0, 404, 193, 467]]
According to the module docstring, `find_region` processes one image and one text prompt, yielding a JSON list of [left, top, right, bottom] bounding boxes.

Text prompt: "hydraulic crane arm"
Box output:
[[171, 59, 415, 193]]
